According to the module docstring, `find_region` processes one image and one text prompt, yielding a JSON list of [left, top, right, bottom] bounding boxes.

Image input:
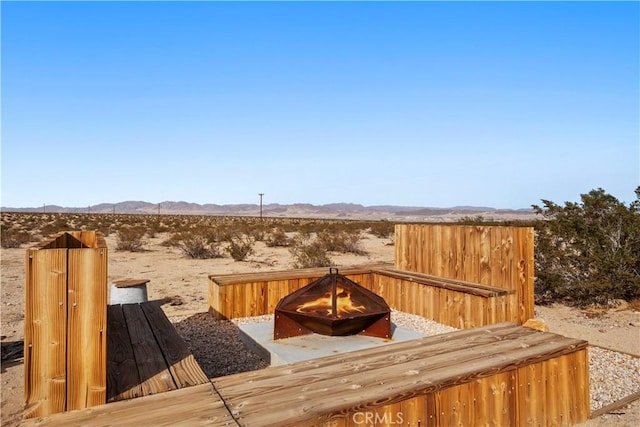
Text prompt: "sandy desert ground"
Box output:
[[2, 231, 639, 426]]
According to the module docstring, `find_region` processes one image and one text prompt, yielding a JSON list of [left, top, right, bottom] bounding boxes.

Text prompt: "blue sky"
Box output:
[[2, 1, 638, 209]]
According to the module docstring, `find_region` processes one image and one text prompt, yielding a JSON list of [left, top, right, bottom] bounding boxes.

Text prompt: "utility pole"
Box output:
[[258, 193, 264, 220]]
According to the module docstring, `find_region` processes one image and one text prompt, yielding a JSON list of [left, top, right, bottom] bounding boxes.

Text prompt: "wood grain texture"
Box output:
[[106, 304, 143, 402], [394, 224, 534, 324], [24, 231, 108, 418], [21, 383, 236, 427], [120, 304, 177, 395], [24, 248, 68, 418], [212, 324, 588, 427], [66, 246, 107, 410], [140, 302, 209, 387]]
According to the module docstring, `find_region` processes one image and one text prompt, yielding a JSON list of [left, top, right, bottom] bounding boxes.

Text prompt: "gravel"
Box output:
[[171, 311, 640, 412]]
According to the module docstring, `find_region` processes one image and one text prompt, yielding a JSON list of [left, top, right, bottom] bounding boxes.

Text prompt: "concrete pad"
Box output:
[[239, 321, 424, 366]]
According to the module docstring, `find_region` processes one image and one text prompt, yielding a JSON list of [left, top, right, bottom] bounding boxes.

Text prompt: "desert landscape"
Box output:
[[1, 212, 639, 426]]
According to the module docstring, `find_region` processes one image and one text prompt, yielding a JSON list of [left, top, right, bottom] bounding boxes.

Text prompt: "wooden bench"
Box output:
[[209, 265, 521, 328], [106, 301, 209, 402], [22, 322, 590, 426]]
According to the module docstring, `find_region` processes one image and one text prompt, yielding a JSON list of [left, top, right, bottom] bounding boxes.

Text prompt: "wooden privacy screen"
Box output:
[[395, 224, 535, 324], [24, 231, 108, 418]]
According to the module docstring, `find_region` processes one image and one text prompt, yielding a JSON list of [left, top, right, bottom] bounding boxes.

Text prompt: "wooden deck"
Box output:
[[106, 301, 209, 402], [22, 322, 590, 426]]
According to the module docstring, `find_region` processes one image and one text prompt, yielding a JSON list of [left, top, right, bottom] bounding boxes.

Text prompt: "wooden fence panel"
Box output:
[[395, 224, 534, 324]]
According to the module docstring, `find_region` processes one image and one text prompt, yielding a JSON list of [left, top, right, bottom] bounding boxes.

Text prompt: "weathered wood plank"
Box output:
[[209, 265, 387, 286], [24, 248, 68, 418], [227, 336, 587, 426], [66, 246, 107, 410], [121, 304, 177, 396], [21, 383, 237, 427], [213, 322, 523, 390], [372, 268, 511, 297], [140, 302, 209, 388], [106, 304, 143, 402]]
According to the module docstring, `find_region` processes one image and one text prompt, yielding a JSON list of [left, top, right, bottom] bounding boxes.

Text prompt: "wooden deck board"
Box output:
[[106, 304, 143, 402], [140, 302, 209, 388], [121, 303, 178, 396], [106, 302, 209, 403], [22, 383, 237, 427]]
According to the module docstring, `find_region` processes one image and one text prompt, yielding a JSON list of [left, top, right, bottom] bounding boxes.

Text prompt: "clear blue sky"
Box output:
[[2, 1, 638, 209]]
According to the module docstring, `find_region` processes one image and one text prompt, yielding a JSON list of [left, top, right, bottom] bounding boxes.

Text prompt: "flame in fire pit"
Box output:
[[295, 286, 366, 317], [273, 268, 391, 339]]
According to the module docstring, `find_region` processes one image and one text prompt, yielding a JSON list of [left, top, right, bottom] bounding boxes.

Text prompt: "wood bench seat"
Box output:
[[211, 322, 589, 426], [106, 301, 209, 402], [22, 323, 589, 426], [371, 267, 513, 297]]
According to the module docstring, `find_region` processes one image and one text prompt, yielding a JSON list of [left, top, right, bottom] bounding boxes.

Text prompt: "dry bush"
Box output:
[[369, 221, 395, 239], [177, 229, 222, 259], [1, 227, 32, 248], [316, 229, 367, 255], [115, 226, 147, 251], [225, 233, 255, 261], [264, 227, 291, 247], [289, 233, 333, 268]]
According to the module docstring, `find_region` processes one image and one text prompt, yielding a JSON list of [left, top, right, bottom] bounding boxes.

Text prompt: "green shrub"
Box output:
[[225, 233, 255, 261], [533, 187, 640, 307], [289, 233, 333, 268], [115, 227, 147, 251]]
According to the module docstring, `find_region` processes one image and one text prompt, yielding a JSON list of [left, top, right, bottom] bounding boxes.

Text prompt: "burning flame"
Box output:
[[295, 286, 366, 317]]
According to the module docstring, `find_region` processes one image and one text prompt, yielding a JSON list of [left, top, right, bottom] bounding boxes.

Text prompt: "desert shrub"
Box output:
[[369, 221, 396, 239], [177, 229, 222, 259], [115, 226, 147, 251], [533, 187, 640, 307], [225, 233, 255, 261], [316, 229, 367, 255], [289, 233, 333, 268], [39, 220, 70, 237], [1, 227, 32, 248], [246, 224, 267, 242], [264, 227, 291, 247], [161, 232, 184, 248]]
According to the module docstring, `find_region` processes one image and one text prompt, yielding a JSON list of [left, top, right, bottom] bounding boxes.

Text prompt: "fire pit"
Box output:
[[274, 268, 391, 340]]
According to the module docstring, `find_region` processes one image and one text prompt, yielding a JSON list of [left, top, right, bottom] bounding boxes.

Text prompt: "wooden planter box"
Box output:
[[24, 231, 108, 418]]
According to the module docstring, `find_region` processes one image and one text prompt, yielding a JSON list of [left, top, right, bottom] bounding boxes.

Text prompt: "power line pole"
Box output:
[[258, 193, 264, 220]]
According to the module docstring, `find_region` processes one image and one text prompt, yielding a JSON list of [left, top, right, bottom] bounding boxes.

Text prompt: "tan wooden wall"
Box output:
[[320, 349, 590, 427], [24, 231, 107, 418], [395, 224, 535, 324], [209, 267, 518, 329]]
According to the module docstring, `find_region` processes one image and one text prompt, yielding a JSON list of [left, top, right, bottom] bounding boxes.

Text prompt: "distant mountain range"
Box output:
[[1, 201, 537, 221]]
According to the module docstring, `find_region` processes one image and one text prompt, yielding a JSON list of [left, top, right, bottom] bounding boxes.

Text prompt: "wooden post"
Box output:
[[24, 231, 107, 417]]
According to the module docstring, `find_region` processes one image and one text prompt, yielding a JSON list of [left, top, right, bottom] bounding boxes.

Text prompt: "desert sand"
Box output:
[[2, 232, 639, 426]]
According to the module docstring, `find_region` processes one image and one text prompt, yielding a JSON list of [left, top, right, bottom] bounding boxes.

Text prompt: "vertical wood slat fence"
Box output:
[[395, 224, 535, 324], [24, 231, 107, 418]]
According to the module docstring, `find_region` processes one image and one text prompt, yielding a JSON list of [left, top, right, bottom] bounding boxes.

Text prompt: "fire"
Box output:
[[295, 286, 366, 317]]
